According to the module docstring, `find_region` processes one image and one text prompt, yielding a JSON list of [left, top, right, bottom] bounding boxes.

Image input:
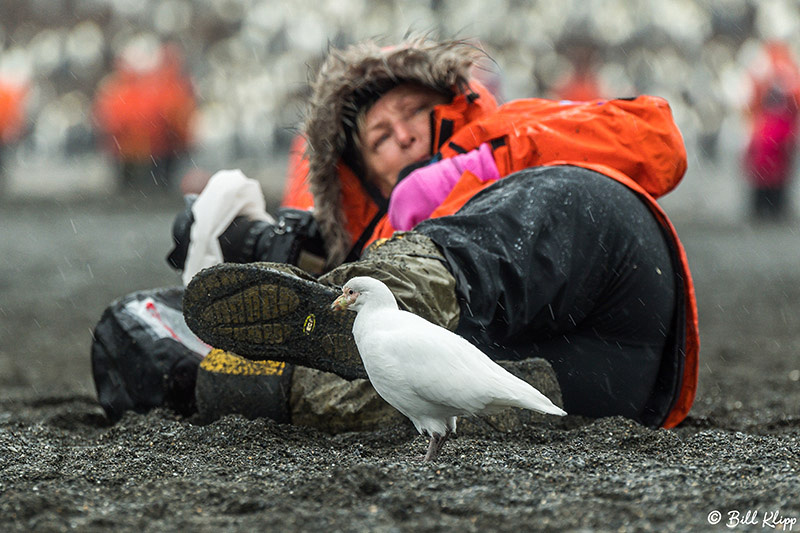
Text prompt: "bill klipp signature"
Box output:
[[707, 509, 797, 530]]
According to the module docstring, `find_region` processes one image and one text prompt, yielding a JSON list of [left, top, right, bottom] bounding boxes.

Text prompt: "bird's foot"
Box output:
[[423, 430, 452, 462]]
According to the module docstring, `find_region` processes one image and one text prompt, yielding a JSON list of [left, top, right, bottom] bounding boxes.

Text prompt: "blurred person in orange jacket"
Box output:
[[0, 80, 27, 177], [93, 40, 196, 191], [169, 38, 698, 432], [551, 41, 608, 102]]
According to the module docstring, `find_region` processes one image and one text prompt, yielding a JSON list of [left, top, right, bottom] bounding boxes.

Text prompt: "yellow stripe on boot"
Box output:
[[195, 348, 293, 423], [200, 348, 287, 376]]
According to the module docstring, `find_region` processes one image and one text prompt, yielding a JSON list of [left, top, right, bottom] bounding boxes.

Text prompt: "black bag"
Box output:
[[91, 287, 207, 422]]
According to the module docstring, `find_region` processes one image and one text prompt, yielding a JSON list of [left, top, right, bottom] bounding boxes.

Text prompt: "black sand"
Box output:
[[1, 194, 798, 532]]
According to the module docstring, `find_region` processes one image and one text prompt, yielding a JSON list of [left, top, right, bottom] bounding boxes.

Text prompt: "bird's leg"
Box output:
[[423, 435, 441, 462], [423, 429, 452, 462]]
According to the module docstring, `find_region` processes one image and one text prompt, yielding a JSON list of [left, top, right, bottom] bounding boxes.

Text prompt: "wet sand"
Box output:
[[1, 192, 798, 532]]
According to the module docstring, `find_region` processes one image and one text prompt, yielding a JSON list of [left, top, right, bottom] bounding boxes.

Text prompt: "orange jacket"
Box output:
[[367, 96, 687, 242], [93, 51, 195, 162], [0, 81, 27, 144], [283, 94, 698, 428]]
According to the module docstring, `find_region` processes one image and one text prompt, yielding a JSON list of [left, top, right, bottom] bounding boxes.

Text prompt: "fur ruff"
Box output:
[[303, 38, 483, 267]]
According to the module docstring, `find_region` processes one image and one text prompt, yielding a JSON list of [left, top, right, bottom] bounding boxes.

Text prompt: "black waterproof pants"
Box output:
[[418, 166, 679, 426]]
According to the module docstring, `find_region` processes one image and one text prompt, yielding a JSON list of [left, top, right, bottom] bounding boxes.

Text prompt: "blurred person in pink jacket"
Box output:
[[743, 41, 800, 220]]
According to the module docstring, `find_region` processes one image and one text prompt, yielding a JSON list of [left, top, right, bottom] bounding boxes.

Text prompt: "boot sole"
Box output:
[[183, 263, 366, 380]]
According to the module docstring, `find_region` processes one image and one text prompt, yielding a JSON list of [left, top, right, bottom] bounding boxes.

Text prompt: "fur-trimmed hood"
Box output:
[[303, 38, 485, 267]]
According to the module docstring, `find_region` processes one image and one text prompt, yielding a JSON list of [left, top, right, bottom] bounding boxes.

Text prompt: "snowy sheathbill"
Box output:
[[331, 276, 566, 461]]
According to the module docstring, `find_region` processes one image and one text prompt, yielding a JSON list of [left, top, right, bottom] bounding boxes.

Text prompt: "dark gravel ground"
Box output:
[[1, 189, 799, 532]]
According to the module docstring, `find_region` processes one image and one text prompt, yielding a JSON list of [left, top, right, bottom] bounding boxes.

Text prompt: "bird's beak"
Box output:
[[331, 294, 349, 312]]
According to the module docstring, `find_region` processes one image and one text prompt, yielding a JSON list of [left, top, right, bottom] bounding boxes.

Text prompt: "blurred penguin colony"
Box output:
[[0, 0, 799, 190]]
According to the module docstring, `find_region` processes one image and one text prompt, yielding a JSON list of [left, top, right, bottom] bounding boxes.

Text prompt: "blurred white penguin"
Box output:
[[331, 276, 566, 461]]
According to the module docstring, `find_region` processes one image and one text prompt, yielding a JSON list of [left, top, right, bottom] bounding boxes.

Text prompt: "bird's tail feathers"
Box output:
[[491, 376, 567, 416], [512, 393, 567, 416]]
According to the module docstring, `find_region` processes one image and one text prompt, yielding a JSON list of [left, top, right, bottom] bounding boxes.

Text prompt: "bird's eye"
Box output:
[[347, 289, 354, 295]]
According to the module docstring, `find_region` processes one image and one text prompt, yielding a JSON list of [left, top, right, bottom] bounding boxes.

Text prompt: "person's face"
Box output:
[[359, 84, 450, 197]]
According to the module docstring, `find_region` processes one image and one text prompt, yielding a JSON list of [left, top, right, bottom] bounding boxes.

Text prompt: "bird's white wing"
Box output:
[[370, 310, 526, 415]]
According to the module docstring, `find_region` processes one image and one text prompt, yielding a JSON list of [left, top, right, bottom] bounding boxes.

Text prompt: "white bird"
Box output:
[[331, 276, 566, 461]]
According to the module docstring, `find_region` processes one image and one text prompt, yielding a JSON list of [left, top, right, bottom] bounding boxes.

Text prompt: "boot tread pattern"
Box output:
[[184, 263, 367, 381]]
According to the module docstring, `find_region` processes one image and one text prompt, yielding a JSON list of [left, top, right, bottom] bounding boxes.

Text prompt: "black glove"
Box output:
[[166, 199, 328, 274]]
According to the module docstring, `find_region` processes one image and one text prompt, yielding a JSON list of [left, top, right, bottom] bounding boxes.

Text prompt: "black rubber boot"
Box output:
[[183, 262, 366, 381]]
